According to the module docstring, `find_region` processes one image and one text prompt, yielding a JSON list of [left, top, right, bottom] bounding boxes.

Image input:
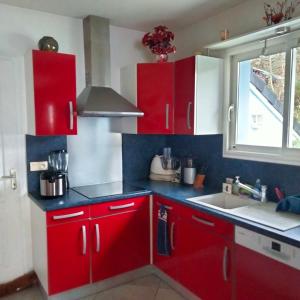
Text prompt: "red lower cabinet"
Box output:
[[177, 212, 232, 300], [236, 244, 300, 300], [47, 219, 90, 294], [91, 206, 150, 282], [153, 196, 181, 280]]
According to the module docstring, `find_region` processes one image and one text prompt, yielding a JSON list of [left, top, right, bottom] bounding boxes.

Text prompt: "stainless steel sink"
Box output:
[[187, 193, 258, 210]]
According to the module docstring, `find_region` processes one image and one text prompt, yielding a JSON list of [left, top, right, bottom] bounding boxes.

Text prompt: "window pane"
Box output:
[[289, 47, 300, 149], [236, 52, 286, 147]]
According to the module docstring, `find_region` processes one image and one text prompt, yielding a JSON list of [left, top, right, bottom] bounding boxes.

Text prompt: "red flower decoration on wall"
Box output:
[[142, 25, 176, 55]]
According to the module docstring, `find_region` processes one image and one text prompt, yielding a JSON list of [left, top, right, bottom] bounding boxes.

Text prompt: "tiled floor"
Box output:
[[2, 275, 187, 300]]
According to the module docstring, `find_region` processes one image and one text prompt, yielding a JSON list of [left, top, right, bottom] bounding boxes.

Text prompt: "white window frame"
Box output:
[[223, 30, 300, 166]]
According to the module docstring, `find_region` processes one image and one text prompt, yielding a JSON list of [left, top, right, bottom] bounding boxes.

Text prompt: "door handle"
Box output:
[[170, 222, 175, 250], [69, 101, 74, 130], [165, 103, 169, 130], [192, 215, 215, 227], [82, 225, 87, 256], [95, 224, 100, 253], [223, 246, 229, 281], [53, 211, 84, 220], [109, 202, 135, 210], [0, 168, 17, 190], [187, 101, 192, 130]]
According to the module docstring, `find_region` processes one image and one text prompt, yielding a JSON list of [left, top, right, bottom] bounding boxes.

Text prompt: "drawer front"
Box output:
[[153, 195, 182, 212], [181, 206, 234, 239], [47, 206, 90, 226], [91, 196, 149, 218]]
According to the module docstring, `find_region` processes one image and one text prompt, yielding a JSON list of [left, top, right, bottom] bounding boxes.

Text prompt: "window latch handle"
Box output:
[[228, 104, 234, 122]]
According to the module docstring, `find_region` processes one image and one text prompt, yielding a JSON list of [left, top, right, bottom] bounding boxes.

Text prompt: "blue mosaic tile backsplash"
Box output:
[[122, 134, 300, 201], [26, 135, 67, 192]]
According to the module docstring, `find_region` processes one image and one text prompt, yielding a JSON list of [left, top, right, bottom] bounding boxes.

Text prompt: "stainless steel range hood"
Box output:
[[77, 16, 143, 117]]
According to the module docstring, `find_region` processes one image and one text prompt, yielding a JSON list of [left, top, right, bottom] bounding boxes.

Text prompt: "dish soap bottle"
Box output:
[[252, 179, 261, 200], [232, 176, 240, 195]]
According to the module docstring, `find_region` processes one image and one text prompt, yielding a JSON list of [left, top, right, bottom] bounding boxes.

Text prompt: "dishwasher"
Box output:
[[235, 226, 300, 300]]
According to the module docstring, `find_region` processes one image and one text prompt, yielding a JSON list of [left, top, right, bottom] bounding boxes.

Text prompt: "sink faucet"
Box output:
[[235, 176, 267, 203]]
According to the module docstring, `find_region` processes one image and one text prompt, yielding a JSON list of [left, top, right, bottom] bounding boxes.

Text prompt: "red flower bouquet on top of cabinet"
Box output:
[[142, 25, 176, 62]]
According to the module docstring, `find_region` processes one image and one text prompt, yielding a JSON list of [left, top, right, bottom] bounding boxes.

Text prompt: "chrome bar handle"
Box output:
[[192, 215, 215, 227], [53, 211, 84, 220], [227, 104, 234, 123], [170, 222, 175, 250], [109, 202, 135, 210], [95, 224, 100, 253], [82, 225, 87, 255], [223, 246, 229, 281], [165, 103, 169, 129], [187, 101, 192, 130], [69, 101, 74, 130], [0, 168, 17, 190]]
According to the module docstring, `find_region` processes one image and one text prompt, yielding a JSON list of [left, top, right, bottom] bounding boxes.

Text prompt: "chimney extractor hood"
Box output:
[[77, 16, 143, 117]]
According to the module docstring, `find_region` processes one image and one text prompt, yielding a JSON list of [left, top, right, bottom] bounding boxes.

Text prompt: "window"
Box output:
[[225, 33, 300, 165]]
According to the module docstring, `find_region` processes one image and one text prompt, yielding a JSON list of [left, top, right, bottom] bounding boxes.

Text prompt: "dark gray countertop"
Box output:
[[29, 179, 300, 247]]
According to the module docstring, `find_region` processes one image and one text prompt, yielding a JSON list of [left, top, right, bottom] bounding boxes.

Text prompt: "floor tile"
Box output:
[[2, 286, 42, 300], [131, 275, 161, 289], [155, 288, 186, 300]]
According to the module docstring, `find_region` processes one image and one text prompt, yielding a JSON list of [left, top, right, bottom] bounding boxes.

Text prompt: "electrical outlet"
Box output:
[[30, 161, 48, 171]]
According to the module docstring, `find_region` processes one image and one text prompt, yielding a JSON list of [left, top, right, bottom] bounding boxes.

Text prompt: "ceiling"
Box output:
[[0, 0, 248, 31]]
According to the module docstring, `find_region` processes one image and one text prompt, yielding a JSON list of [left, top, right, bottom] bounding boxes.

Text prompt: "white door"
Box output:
[[0, 56, 31, 283]]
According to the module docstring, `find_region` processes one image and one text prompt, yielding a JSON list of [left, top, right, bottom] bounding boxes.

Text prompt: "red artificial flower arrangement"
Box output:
[[142, 25, 176, 60]]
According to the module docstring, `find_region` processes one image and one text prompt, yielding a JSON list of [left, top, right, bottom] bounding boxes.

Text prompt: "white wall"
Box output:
[[174, 0, 300, 59]]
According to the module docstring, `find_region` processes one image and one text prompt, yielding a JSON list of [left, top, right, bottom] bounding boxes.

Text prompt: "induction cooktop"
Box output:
[[72, 181, 144, 199]]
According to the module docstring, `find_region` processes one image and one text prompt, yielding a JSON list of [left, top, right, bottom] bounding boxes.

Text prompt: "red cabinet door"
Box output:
[[47, 220, 90, 295], [175, 56, 195, 135], [137, 63, 174, 134], [153, 196, 180, 280], [177, 213, 232, 300], [91, 205, 150, 282], [236, 244, 300, 300], [32, 50, 77, 135]]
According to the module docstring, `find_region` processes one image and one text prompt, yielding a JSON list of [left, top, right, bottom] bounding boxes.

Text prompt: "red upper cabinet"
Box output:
[[26, 50, 77, 136], [175, 55, 223, 135], [175, 56, 195, 135], [137, 63, 174, 134]]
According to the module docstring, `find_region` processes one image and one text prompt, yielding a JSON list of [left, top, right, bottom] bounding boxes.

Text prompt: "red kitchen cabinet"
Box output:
[[26, 50, 77, 136], [236, 244, 300, 300], [137, 63, 174, 134], [174, 55, 223, 135], [47, 219, 90, 295], [177, 209, 233, 300], [153, 195, 181, 280], [91, 203, 150, 282], [175, 56, 195, 135]]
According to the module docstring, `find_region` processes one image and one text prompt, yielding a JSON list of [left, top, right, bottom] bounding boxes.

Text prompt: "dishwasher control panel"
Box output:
[[235, 226, 300, 270]]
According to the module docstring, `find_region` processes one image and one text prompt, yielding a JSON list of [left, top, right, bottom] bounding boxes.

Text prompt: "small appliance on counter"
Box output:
[[183, 158, 196, 185], [149, 147, 180, 182], [40, 171, 65, 197], [40, 149, 69, 197]]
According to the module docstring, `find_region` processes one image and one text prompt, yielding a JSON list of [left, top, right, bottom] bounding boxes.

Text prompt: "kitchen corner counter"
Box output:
[[28, 183, 151, 211], [130, 180, 300, 248]]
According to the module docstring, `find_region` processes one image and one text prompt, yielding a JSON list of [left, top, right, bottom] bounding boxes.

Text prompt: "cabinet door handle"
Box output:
[[157, 202, 173, 210], [165, 103, 169, 130], [53, 211, 84, 220], [170, 222, 175, 250], [82, 225, 87, 256], [69, 101, 74, 130], [192, 215, 215, 227], [223, 246, 229, 281], [95, 224, 100, 253], [187, 101, 192, 130], [109, 202, 135, 210], [227, 104, 234, 123]]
